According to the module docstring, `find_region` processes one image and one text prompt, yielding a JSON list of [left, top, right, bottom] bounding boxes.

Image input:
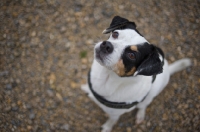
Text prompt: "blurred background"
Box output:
[[0, 0, 199, 132]]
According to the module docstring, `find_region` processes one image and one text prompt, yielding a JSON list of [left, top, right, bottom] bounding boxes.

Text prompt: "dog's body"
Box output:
[[81, 16, 191, 132]]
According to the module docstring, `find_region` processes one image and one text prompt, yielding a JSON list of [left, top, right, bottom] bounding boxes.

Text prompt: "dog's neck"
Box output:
[[90, 60, 152, 103]]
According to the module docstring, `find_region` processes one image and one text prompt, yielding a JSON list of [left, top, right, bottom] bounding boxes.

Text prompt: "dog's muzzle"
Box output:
[[95, 41, 114, 63]]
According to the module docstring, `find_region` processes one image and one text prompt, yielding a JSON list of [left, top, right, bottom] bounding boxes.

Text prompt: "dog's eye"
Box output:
[[127, 53, 135, 60], [112, 32, 119, 39]]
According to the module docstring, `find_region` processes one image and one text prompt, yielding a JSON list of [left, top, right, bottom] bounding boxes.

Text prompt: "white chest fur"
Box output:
[[90, 60, 152, 103]]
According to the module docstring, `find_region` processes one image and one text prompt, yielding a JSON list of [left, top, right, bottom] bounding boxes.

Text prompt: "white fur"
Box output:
[[81, 29, 191, 132]]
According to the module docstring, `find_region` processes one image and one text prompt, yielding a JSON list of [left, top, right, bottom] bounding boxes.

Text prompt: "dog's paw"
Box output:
[[136, 109, 145, 124], [101, 125, 112, 132], [81, 84, 90, 93], [136, 117, 144, 125]]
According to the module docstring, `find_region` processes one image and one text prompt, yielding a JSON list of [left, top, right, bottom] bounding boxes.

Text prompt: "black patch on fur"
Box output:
[[136, 43, 164, 76], [121, 43, 164, 76], [103, 16, 143, 36]]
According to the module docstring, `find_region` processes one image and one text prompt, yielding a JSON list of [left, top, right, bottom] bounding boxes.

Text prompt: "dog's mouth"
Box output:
[[95, 49, 104, 63]]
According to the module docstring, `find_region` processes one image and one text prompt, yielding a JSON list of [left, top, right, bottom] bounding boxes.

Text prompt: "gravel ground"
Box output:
[[0, 0, 200, 132]]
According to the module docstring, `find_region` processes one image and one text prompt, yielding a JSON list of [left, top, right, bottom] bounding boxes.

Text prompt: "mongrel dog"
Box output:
[[81, 16, 191, 132]]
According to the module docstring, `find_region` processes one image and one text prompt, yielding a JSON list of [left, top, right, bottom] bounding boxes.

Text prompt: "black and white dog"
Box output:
[[81, 16, 191, 132]]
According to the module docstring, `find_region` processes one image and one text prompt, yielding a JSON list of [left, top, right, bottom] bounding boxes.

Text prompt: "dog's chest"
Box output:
[[90, 61, 152, 103]]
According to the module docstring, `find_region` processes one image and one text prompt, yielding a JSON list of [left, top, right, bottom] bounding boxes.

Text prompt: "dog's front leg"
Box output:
[[101, 114, 120, 132], [136, 107, 146, 124], [81, 84, 90, 94], [136, 95, 154, 124]]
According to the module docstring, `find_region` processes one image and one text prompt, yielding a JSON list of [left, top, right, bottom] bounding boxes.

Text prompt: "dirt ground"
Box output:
[[0, 0, 200, 132]]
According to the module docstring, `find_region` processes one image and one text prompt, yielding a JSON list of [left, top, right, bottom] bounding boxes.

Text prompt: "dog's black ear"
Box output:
[[110, 16, 136, 28], [103, 16, 137, 34], [135, 45, 164, 76]]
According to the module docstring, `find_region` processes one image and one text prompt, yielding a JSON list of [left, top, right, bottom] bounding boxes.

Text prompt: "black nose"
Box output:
[[100, 41, 113, 54]]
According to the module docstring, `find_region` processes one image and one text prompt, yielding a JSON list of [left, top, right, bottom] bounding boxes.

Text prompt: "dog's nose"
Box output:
[[100, 41, 113, 54]]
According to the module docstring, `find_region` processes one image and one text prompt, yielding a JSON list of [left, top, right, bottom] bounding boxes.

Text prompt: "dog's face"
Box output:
[[94, 16, 164, 77]]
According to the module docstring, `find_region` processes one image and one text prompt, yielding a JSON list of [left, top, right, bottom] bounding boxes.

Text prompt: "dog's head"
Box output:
[[94, 16, 164, 77]]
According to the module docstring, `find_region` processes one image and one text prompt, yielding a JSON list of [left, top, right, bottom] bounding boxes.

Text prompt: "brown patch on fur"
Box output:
[[114, 59, 126, 76], [126, 67, 136, 76], [114, 60, 136, 76], [130, 45, 138, 52]]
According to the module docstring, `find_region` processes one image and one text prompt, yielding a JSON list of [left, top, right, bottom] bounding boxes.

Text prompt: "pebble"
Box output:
[[25, 104, 32, 110], [56, 93, 63, 101], [70, 81, 77, 89], [6, 84, 12, 90], [86, 39, 94, 45], [147, 121, 151, 126], [47, 89, 54, 97], [0, 71, 9, 76], [81, 58, 87, 64], [4, 106, 11, 112], [162, 113, 168, 121], [61, 124, 69, 131], [31, 31, 36, 37], [126, 127, 132, 132], [60, 26, 66, 32], [49, 73, 56, 85], [29, 113, 35, 120], [11, 106, 18, 111], [137, 129, 143, 132]]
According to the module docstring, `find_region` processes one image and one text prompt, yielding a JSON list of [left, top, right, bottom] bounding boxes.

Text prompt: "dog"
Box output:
[[81, 16, 191, 132]]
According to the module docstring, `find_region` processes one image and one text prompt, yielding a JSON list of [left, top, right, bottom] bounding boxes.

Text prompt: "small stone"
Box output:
[[29, 113, 35, 120], [12, 106, 18, 111], [16, 79, 20, 84], [81, 58, 87, 64], [140, 124, 146, 130], [193, 59, 197, 66], [4, 106, 11, 112], [49, 34, 54, 39], [126, 127, 132, 132], [3, 34, 6, 38], [137, 129, 143, 132], [60, 26, 66, 32], [0, 71, 9, 76], [172, 83, 178, 89], [50, 122, 55, 130], [162, 113, 168, 121], [86, 39, 94, 45], [56, 93, 63, 101], [70, 81, 77, 89], [119, 5, 124, 10], [147, 121, 151, 126], [169, 56, 175, 62], [13, 51, 20, 57], [61, 124, 69, 131], [26, 104, 32, 110], [198, 79, 200, 84], [27, 125, 32, 130], [81, 65, 87, 69], [31, 31, 36, 37], [184, 104, 188, 109], [47, 89, 54, 97], [49, 73, 56, 85], [17, 101, 22, 106], [159, 122, 163, 126], [6, 84, 12, 90]]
